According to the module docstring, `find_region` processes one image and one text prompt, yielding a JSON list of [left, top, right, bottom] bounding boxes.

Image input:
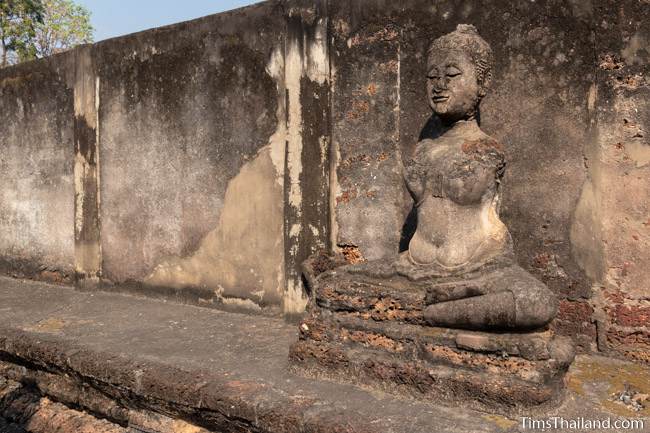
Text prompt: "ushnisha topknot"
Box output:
[[428, 24, 494, 96]]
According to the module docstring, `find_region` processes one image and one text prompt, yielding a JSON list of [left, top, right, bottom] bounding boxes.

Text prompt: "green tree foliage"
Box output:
[[0, 0, 44, 67], [0, 0, 92, 67], [30, 0, 93, 59]]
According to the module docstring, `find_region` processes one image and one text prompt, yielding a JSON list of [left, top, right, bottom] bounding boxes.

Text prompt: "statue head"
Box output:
[[426, 24, 494, 124]]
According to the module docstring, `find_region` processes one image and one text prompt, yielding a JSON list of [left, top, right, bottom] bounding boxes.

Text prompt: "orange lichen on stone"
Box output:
[[340, 244, 365, 264], [336, 189, 358, 204], [612, 74, 648, 89], [532, 252, 553, 268], [346, 99, 370, 120], [557, 300, 594, 323], [599, 53, 624, 70], [348, 27, 399, 47], [610, 304, 650, 328], [340, 329, 405, 352], [358, 298, 421, 323], [309, 251, 344, 276], [342, 154, 371, 167], [378, 60, 399, 74], [461, 138, 503, 154], [425, 344, 540, 381], [320, 286, 367, 310], [622, 350, 650, 364], [299, 318, 328, 342]]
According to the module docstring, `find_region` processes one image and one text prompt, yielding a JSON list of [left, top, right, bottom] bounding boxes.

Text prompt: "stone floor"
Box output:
[[0, 276, 648, 433]]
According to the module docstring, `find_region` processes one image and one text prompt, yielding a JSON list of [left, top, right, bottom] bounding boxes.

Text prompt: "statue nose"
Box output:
[[432, 77, 448, 92]]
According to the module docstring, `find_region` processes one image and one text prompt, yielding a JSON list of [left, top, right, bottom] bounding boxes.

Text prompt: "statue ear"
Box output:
[[478, 71, 492, 97]]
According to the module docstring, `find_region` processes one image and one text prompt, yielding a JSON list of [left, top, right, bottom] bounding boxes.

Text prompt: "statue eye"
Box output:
[[446, 67, 461, 77]]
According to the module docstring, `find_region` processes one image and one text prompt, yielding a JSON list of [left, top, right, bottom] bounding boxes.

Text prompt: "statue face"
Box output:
[[426, 49, 480, 123]]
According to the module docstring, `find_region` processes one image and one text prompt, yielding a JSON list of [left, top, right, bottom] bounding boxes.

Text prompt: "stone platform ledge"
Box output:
[[0, 277, 648, 433]]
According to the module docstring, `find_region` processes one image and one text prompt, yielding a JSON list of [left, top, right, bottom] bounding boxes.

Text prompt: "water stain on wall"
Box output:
[[144, 42, 290, 308], [145, 145, 285, 306]]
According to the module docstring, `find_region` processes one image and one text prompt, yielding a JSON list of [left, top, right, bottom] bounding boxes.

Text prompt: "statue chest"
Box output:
[[404, 138, 505, 205]]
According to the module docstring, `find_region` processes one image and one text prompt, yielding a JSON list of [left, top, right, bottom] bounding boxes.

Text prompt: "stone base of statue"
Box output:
[[289, 254, 575, 416]]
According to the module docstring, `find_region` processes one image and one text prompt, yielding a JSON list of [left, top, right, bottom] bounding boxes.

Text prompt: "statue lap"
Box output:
[[291, 254, 574, 415]]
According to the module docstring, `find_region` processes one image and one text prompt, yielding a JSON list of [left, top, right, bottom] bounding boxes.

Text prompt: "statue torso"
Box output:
[[404, 125, 510, 270]]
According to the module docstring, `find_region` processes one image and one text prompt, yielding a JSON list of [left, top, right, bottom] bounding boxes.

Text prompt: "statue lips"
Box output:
[[432, 95, 450, 104]]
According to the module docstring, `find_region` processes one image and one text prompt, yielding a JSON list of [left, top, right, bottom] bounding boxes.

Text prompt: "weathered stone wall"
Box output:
[[0, 57, 75, 284], [93, 5, 288, 309], [87, 1, 332, 314], [0, 1, 332, 313], [587, 0, 650, 363], [0, 0, 648, 360]]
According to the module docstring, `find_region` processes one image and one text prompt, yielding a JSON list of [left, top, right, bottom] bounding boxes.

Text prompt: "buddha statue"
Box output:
[[291, 24, 574, 415], [332, 24, 557, 331]]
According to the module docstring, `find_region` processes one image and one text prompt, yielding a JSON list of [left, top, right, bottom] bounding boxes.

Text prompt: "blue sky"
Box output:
[[76, 0, 261, 42]]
